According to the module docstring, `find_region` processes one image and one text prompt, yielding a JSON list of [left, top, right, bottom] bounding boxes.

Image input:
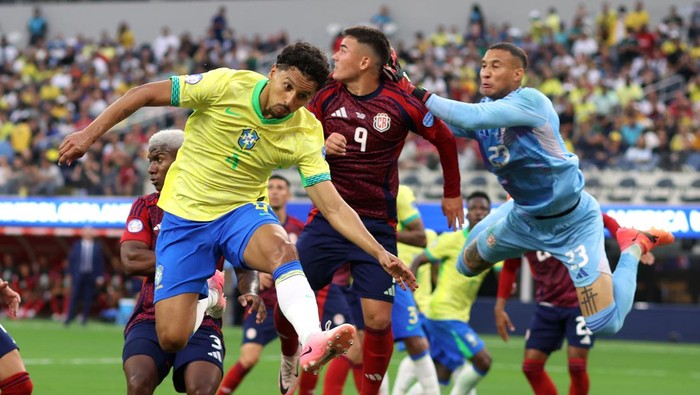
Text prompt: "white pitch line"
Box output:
[[24, 357, 123, 366]]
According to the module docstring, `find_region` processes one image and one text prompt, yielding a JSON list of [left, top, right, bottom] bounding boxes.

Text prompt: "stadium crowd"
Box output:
[[1, 2, 700, 198], [1, 2, 700, 323]]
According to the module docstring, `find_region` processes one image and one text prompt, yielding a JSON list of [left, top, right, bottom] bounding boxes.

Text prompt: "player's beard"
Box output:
[[270, 104, 291, 118]]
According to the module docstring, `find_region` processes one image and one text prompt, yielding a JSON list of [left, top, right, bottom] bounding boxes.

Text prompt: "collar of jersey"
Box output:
[[252, 78, 294, 124]]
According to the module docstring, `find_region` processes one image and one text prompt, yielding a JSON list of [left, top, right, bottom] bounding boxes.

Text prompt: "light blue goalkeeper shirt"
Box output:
[[425, 87, 584, 217]]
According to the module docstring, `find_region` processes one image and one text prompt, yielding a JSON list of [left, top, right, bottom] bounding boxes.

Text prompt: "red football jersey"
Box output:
[[120, 193, 221, 334], [307, 79, 460, 220]]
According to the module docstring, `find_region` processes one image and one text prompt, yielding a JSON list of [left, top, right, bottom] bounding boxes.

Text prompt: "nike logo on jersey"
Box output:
[[225, 107, 243, 117], [331, 107, 347, 118]]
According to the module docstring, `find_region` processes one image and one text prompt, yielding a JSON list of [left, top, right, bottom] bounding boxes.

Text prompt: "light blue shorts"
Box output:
[[154, 202, 279, 303], [458, 192, 610, 287]]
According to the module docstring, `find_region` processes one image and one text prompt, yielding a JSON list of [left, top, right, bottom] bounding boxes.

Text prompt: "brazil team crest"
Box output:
[[238, 129, 260, 150], [373, 113, 391, 133]]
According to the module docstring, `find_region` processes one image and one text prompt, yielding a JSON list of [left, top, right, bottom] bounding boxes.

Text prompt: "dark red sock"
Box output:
[[568, 358, 589, 395], [299, 369, 320, 395], [352, 363, 364, 392], [523, 359, 557, 395], [217, 362, 250, 395], [361, 325, 393, 395], [273, 303, 299, 356], [322, 355, 352, 395], [0, 372, 33, 395]]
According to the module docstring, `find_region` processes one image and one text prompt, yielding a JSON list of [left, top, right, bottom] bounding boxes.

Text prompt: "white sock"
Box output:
[[194, 297, 208, 334], [413, 352, 440, 395], [450, 363, 484, 395], [276, 272, 321, 345], [392, 356, 417, 395], [379, 373, 390, 395], [406, 383, 424, 395]]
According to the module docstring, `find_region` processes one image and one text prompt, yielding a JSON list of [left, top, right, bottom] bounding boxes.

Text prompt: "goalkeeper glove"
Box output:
[[382, 48, 432, 103]]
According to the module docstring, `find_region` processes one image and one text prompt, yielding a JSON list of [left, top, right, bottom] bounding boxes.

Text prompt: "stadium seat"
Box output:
[[423, 175, 444, 200], [679, 178, 700, 203], [585, 175, 602, 200], [400, 171, 423, 196], [644, 177, 676, 203], [607, 176, 638, 203]]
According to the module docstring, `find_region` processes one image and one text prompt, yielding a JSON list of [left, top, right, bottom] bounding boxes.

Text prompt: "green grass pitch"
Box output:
[[5, 320, 699, 394]]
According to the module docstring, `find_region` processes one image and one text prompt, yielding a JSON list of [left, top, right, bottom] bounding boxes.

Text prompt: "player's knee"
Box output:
[[239, 352, 260, 368], [126, 371, 158, 394], [588, 318, 623, 335], [364, 315, 391, 330], [157, 333, 188, 353], [458, 244, 486, 277], [186, 381, 219, 395], [404, 336, 429, 356], [585, 304, 623, 335], [472, 350, 492, 373], [266, 241, 298, 271]]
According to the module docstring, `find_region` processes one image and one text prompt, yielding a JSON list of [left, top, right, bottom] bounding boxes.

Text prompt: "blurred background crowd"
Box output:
[[1, 2, 700, 198], [1, 1, 700, 322]]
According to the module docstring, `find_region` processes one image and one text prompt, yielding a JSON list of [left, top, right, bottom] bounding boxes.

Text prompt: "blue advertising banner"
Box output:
[[0, 197, 133, 229], [1, 197, 699, 239]]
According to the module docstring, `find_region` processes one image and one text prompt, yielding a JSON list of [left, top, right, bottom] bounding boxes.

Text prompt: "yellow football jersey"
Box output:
[[396, 184, 434, 311], [159, 68, 330, 221], [424, 228, 491, 322]]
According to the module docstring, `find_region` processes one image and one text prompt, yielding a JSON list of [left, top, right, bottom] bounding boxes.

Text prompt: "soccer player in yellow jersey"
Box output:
[[390, 184, 440, 394], [410, 191, 495, 394], [57, 42, 416, 382]]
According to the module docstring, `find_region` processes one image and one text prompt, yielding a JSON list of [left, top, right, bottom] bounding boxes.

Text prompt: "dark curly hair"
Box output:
[[275, 41, 330, 90]]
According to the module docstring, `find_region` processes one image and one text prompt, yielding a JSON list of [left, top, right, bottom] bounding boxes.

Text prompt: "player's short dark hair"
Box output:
[[489, 42, 528, 70], [276, 41, 330, 90], [269, 174, 290, 187], [466, 190, 490, 205], [343, 25, 391, 69]]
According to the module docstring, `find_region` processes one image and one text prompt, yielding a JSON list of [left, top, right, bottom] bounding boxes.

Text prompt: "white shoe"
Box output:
[[278, 346, 300, 395]]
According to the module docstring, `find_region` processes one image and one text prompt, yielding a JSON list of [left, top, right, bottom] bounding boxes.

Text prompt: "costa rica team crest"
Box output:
[[238, 129, 259, 150], [373, 113, 391, 132]]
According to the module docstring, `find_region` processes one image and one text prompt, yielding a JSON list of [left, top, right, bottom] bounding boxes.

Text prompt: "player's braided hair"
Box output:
[[276, 41, 330, 90], [343, 25, 391, 71]]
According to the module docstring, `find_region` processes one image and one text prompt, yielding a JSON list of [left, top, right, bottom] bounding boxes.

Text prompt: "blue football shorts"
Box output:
[[123, 320, 225, 392], [154, 202, 279, 303], [297, 213, 397, 302], [317, 283, 365, 330], [392, 284, 426, 341], [0, 323, 18, 358], [241, 303, 278, 346], [525, 303, 595, 354], [424, 319, 484, 373]]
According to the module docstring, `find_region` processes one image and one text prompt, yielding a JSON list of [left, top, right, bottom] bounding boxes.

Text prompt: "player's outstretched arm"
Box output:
[[0, 279, 21, 318], [494, 257, 520, 342], [58, 80, 172, 165], [425, 119, 464, 229], [235, 269, 266, 324], [306, 181, 417, 291]]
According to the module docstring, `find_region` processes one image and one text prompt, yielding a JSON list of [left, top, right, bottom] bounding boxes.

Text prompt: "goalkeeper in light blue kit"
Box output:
[[401, 42, 674, 335]]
